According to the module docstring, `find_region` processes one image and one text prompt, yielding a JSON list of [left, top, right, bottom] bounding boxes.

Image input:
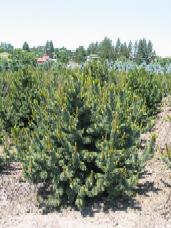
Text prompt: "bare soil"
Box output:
[[0, 97, 171, 228]]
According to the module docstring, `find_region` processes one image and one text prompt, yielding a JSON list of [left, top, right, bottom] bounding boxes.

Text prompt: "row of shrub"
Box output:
[[0, 61, 170, 209], [110, 60, 171, 75], [1, 50, 171, 75]]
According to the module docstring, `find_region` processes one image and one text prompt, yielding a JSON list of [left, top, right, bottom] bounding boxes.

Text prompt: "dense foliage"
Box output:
[[0, 61, 170, 208], [0, 50, 37, 72]]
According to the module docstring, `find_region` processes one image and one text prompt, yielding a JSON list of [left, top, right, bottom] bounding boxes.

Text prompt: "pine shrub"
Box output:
[[0, 62, 168, 209]]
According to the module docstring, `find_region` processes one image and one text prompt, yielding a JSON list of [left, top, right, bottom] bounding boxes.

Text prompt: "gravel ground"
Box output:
[[0, 97, 171, 228]]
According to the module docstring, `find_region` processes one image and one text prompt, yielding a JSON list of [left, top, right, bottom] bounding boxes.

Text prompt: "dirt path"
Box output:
[[0, 98, 171, 228]]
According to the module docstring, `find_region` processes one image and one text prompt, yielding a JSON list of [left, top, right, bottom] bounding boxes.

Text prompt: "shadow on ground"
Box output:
[[0, 162, 162, 218], [39, 170, 161, 217]]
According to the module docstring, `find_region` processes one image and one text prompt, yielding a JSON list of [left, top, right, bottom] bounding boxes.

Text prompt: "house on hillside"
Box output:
[[86, 54, 99, 62], [37, 54, 50, 64]]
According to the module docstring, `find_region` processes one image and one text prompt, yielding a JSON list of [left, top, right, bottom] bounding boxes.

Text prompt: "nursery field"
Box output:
[[0, 60, 171, 228], [0, 61, 171, 209], [1, 0, 171, 226]]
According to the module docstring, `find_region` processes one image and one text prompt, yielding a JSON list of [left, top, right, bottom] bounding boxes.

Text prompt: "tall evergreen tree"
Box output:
[[135, 39, 155, 64], [22, 42, 30, 52], [133, 41, 138, 60], [120, 42, 129, 58], [99, 37, 114, 61], [115, 38, 122, 59], [45, 40, 55, 58], [146, 40, 156, 64], [128, 41, 133, 59], [136, 39, 147, 64]]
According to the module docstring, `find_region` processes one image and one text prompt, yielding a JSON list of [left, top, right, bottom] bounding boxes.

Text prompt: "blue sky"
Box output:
[[0, 0, 171, 56]]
